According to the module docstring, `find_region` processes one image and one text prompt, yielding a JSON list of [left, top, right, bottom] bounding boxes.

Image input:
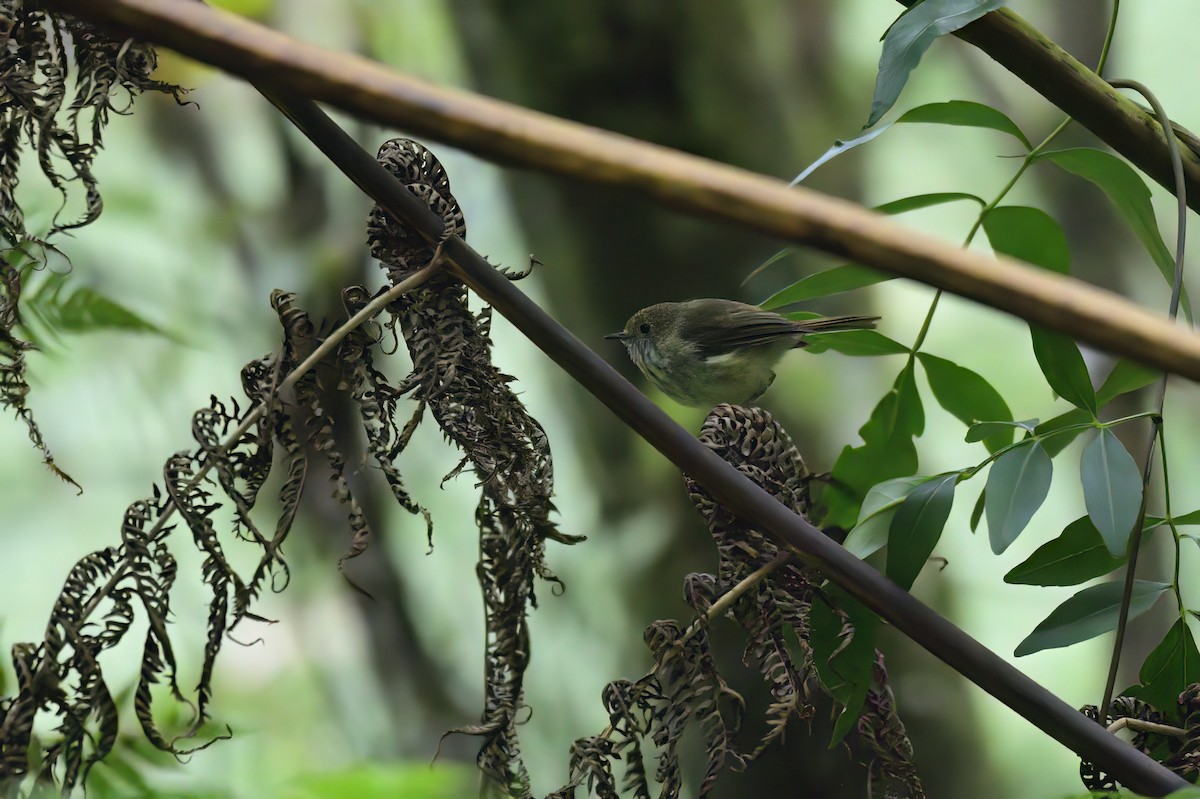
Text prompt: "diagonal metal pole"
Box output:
[[263, 92, 1187, 796]]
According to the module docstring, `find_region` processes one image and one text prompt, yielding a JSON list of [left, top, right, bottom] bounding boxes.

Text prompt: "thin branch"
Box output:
[[51, 0, 1200, 382], [1108, 717, 1187, 739], [253, 92, 1188, 796], [1100, 76, 1189, 720]]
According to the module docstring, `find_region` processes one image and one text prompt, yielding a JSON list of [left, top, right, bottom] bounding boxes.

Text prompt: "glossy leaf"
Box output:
[[1004, 516, 1125, 586], [981, 205, 1096, 415], [874, 191, 986, 215], [843, 475, 933, 559], [810, 588, 879, 745], [887, 472, 958, 589], [981, 205, 1069, 274], [1131, 618, 1200, 719], [1080, 428, 1144, 556], [1029, 330, 1097, 415], [801, 329, 909, 357], [1097, 360, 1160, 406], [986, 440, 1053, 554], [1015, 580, 1169, 657], [895, 100, 1030, 148], [761, 264, 892, 308], [1173, 510, 1200, 526], [867, 0, 1006, 127], [1038, 147, 1191, 321], [918, 352, 1013, 452], [22, 272, 171, 346], [970, 489, 986, 532], [825, 363, 924, 528]]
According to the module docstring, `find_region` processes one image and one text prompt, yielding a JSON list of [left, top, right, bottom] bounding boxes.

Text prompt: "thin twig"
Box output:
[[598, 551, 793, 739], [1100, 77, 1188, 719], [1108, 717, 1187, 738]]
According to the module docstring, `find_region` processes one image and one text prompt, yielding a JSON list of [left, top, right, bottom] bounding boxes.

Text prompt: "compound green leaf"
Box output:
[[1130, 618, 1200, 720], [801, 329, 909, 357], [896, 100, 1030, 148], [1004, 516, 1125, 586], [873, 191, 986, 215], [1015, 580, 1169, 657], [887, 472, 958, 589], [918, 352, 1013, 453], [986, 440, 1052, 554], [825, 363, 924, 528], [1038, 147, 1191, 321], [1030, 330, 1097, 415], [982, 205, 1069, 274], [843, 475, 933, 559], [1080, 428, 1144, 556], [761, 265, 891, 308], [867, 0, 1006, 127]]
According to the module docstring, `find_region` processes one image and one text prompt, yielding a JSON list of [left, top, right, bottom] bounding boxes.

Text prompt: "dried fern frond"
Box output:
[[1078, 686, 1200, 791], [556, 405, 923, 798], [366, 138, 581, 796], [0, 2, 184, 482]]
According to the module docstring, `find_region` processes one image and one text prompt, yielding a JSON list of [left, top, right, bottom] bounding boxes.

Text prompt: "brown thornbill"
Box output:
[[606, 299, 877, 408]]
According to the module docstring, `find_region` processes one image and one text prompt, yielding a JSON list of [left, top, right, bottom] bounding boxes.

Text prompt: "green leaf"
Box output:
[[918, 352, 1014, 453], [1037, 147, 1191, 321], [843, 475, 933, 559], [1080, 428, 1144, 556], [887, 472, 958, 589], [809, 588, 879, 745], [1030, 330, 1097, 415], [873, 191, 986, 215], [1097, 360, 1160, 406], [1004, 516, 1126, 586], [1172, 510, 1200, 526], [866, 0, 1006, 128], [1130, 618, 1200, 720], [986, 441, 1053, 554], [1015, 580, 1169, 657], [1035, 408, 1092, 457], [760, 265, 893, 308], [981, 205, 1070, 274], [896, 100, 1031, 148], [970, 488, 986, 532], [825, 363, 924, 528], [981, 204, 1096, 415], [965, 418, 1037, 443], [801, 329, 909, 357], [20, 271, 171, 346]]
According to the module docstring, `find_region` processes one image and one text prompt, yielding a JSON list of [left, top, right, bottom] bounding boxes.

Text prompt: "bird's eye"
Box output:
[[639, 323, 651, 335]]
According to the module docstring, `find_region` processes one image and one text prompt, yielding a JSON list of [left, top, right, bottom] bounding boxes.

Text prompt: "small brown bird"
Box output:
[[606, 299, 878, 408]]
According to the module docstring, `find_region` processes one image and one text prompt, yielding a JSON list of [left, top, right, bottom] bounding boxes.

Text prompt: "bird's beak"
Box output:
[[604, 331, 629, 341]]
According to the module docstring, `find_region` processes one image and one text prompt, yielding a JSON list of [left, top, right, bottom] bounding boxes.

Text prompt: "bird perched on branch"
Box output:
[[606, 299, 878, 408]]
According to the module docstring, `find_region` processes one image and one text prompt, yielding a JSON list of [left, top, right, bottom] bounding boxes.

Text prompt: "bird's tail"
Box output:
[[791, 314, 880, 336]]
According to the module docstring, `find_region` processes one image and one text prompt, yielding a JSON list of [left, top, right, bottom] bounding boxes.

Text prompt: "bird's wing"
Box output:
[[679, 300, 801, 357]]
